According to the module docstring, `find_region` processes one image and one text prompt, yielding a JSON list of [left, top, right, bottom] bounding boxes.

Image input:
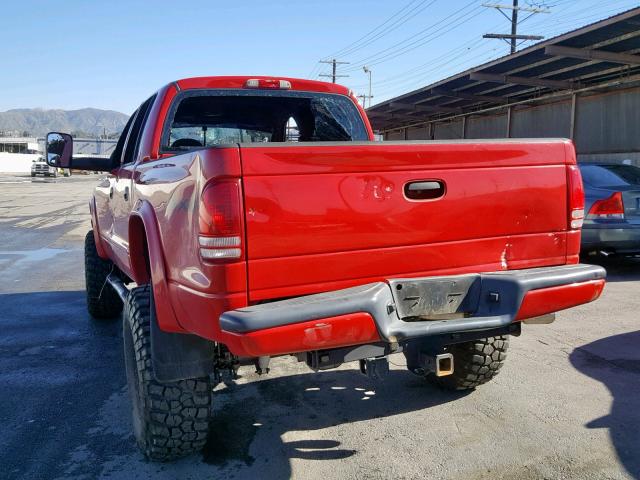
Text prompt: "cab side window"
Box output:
[[121, 95, 156, 165]]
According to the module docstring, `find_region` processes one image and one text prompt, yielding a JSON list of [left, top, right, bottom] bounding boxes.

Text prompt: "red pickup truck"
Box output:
[[46, 76, 605, 461]]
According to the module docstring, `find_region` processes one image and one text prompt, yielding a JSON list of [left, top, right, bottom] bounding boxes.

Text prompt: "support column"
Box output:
[[506, 106, 513, 138], [461, 116, 467, 139], [569, 93, 577, 140]]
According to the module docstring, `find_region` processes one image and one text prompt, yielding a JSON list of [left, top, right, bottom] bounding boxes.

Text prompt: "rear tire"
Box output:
[[427, 336, 509, 390], [84, 230, 123, 319], [123, 285, 212, 461]]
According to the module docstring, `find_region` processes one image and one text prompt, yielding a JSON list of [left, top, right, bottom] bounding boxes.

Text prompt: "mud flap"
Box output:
[[150, 290, 216, 382]]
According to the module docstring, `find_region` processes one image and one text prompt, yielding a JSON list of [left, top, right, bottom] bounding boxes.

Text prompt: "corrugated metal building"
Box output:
[[367, 8, 640, 165]]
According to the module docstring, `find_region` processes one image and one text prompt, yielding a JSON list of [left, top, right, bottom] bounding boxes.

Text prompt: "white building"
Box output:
[[0, 137, 118, 173], [0, 137, 42, 173]]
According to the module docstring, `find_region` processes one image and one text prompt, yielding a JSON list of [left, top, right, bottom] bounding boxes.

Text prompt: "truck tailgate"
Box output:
[[239, 140, 572, 301]]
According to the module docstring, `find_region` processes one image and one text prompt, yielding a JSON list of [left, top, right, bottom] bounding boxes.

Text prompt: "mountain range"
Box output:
[[0, 108, 129, 137]]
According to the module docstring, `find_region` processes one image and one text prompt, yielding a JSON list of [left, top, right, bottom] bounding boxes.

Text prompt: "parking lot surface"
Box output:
[[1, 174, 639, 480]]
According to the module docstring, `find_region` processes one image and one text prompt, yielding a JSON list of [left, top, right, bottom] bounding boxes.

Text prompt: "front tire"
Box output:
[[427, 336, 509, 390], [123, 286, 212, 461], [84, 231, 123, 318]]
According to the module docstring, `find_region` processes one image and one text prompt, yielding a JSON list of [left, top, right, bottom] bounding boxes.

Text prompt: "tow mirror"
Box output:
[[45, 132, 116, 172], [46, 132, 73, 168]]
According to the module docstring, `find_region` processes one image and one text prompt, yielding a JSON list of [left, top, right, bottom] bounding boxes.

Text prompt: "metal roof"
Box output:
[[367, 7, 640, 132]]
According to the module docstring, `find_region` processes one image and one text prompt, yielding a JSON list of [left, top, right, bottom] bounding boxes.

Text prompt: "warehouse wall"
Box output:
[[381, 86, 640, 165], [406, 126, 430, 140], [510, 100, 572, 138], [574, 88, 640, 155], [466, 113, 508, 138], [434, 120, 463, 139]]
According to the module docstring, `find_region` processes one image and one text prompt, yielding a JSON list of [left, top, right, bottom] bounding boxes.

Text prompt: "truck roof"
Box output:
[[173, 76, 351, 96]]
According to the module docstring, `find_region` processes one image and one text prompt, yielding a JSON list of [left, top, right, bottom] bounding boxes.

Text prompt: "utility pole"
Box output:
[[482, 1, 549, 53], [319, 59, 350, 83]]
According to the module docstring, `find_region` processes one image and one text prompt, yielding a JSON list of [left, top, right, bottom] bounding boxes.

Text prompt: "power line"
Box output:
[[369, 1, 637, 102], [310, 0, 438, 79], [331, 0, 440, 59], [341, 1, 482, 72]]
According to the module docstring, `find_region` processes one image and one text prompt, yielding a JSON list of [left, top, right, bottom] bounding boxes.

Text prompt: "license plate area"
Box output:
[[388, 275, 481, 320]]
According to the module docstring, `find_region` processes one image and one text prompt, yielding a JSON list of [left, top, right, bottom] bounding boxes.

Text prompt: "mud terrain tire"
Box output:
[[123, 285, 212, 461], [84, 231, 123, 319]]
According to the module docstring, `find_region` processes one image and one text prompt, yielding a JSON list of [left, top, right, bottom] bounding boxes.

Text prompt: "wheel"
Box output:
[[84, 230, 123, 318], [426, 336, 509, 390], [123, 285, 212, 461]]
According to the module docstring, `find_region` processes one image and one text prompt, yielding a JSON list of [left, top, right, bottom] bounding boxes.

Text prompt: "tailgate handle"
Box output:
[[405, 180, 445, 200]]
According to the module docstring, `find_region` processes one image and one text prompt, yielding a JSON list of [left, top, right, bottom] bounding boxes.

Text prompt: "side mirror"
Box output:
[[45, 132, 117, 172], [46, 132, 73, 168]]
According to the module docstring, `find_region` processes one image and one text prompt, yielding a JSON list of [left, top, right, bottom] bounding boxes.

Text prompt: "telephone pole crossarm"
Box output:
[[319, 59, 350, 83], [483, 0, 549, 53]]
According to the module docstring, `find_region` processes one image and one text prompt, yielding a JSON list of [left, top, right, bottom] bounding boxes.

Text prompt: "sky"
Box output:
[[1, 0, 639, 115]]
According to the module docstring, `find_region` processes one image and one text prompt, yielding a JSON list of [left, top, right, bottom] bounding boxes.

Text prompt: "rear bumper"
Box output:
[[582, 224, 640, 253], [221, 264, 606, 357]]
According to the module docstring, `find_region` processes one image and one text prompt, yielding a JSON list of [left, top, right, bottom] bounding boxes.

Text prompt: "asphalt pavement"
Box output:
[[0, 174, 639, 480]]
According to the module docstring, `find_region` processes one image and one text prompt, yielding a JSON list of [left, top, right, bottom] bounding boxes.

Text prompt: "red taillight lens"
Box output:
[[567, 165, 585, 229], [199, 181, 243, 260], [588, 191, 625, 219]]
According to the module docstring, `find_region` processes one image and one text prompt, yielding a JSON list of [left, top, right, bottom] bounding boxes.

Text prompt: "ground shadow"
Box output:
[[0, 290, 124, 480], [569, 330, 640, 479], [0, 289, 471, 480], [199, 366, 469, 479]]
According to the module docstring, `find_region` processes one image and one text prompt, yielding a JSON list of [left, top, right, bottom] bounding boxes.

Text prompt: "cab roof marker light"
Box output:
[[244, 79, 291, 89]]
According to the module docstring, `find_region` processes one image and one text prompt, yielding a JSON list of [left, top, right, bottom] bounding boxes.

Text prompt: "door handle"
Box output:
[[404, 180, 445, 200], [124, 186, 130, 201]]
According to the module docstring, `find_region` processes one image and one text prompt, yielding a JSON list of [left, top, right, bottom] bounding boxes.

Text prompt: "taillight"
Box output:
[[199, 181, 243, 260], [587, 192, 625, 220], [567, 165, 585, 229], [244, 78, 291, 89]]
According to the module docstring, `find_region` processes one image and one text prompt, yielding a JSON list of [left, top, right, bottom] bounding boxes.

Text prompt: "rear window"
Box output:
[[579, 164, 640, 187], [162, 90, 368, 151]]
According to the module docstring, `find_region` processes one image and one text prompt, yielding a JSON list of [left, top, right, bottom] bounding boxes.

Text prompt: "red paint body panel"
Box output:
[[132, 149, 248, 334], [176, 76, 351, 96], [89, 76, 599, 358], [129, 201, 183, 332], [89, 197, 109, 260], [515, 279, 605, 321], [224, 312, 380, 357]]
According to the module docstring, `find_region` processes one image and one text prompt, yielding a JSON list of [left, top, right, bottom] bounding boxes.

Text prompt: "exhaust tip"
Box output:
[[435, 353, 454, 377]]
